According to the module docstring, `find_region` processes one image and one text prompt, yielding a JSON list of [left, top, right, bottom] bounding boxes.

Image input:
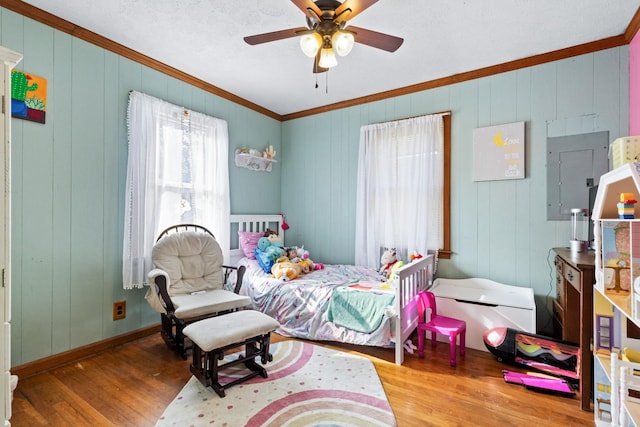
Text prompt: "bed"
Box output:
[[226, 214, 435, 365]]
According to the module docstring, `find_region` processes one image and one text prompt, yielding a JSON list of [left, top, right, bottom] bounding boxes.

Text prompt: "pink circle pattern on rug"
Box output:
[[245, 389, 395, 426], [218, 338, 313, 384]]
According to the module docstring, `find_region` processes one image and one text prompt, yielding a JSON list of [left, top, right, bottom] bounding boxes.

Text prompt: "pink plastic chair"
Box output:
[[416, 291, 466, 367]]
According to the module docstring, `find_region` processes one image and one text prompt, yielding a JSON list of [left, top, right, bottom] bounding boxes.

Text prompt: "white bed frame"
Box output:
[[230, 214, 283, 265], [229, 214, 434, 365]]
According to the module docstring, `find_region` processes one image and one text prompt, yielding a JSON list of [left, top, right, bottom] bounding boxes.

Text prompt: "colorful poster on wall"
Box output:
[[11, 70, 46, 123], [472, 121, 525, 181]]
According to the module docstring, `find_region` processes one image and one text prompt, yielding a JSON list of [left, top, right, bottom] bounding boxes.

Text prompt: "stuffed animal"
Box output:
[[296, 246, 309, 260], [285, 247, 298, 259], [294, 246, 324, 272], [264, 229, 282, 244], [297, 258, 314, 273], [387, 259, 405, 281], [271, 255, 302, 281], [255, 235, 284, 273], [257, 236, 284, 258], [380, 249, 399, 278]]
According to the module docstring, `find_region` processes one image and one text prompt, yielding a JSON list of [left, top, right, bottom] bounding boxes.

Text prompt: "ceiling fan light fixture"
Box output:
[[319, 46, 338, 68], [244, 0, 404, 76], [300, 32, 322, 58], [332, 30, 355, 57]]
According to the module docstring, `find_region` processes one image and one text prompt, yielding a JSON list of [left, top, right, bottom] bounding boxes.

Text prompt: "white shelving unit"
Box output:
[[592, 163, 640, 426]]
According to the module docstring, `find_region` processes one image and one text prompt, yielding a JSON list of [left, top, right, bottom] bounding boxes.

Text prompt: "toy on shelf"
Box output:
[[263, 145, 276, 160], [617, 192, 637, 219]]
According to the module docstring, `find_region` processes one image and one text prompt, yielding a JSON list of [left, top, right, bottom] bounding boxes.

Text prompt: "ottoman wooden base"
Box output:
[[182, 310, 280, 397]]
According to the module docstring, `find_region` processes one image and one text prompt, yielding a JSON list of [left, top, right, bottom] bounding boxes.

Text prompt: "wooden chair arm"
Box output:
[[222, 264, 246, 294], [234, 265, 246, 294], [151, 273, 176, 314]]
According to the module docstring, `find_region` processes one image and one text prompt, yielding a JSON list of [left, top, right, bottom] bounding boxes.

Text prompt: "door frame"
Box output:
[[0, 45, 22, 426]]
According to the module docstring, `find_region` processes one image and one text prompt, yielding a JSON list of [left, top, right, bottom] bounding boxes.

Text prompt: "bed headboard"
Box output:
[[229, 214, 283, 265]]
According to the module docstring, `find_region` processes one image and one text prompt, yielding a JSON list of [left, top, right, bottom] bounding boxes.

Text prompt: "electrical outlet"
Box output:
[[113, 301, 126, 321]]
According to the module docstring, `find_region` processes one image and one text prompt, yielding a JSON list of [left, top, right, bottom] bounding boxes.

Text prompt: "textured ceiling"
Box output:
[[16, 0, 640, 116]]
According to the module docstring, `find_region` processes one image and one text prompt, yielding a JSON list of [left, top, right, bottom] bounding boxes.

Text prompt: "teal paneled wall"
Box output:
[[282, 48, 630, 331], [0, 8, 282, 365], [0, 6, 631, 363]]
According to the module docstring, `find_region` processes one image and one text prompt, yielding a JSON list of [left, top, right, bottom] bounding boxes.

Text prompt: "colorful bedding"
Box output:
[[226, 257, 397, 347]]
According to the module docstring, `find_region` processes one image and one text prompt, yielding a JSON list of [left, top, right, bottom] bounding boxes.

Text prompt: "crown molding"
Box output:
[[3, 1, 638, 122]]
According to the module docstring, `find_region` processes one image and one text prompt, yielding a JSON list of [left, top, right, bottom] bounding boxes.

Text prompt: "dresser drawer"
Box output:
[[563, 262, 581, 291], [552, 300, 564, 340], [555, 270, 564, 305], [555, 256, 565, 304], [553, 299, 564, 322]]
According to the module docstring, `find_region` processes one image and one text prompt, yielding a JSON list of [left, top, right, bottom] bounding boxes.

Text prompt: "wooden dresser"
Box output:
[[552, 247, 594, 411]]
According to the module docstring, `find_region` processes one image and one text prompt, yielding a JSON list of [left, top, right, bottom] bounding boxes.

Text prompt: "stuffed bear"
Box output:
[[380, 249, 399, 277], [380, 249, 405, 281]]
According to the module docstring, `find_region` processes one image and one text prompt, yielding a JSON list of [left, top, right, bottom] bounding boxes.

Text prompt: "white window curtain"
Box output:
[[355, 113, 444, 269], [122, 91, 230, 290]]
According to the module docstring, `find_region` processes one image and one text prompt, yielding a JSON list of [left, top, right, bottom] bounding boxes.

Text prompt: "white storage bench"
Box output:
[[429, 278, 536, 351]]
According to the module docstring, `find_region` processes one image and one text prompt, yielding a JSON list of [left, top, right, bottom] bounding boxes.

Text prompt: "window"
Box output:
[[122, 91, 230, 289], [355, 112, 450, 268]]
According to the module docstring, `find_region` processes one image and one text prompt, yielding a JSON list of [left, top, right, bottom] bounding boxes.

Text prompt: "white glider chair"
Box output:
[[146, 224, 250, 359]]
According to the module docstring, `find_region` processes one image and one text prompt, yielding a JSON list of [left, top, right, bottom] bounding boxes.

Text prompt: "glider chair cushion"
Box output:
[[146, 224, 250, 358]]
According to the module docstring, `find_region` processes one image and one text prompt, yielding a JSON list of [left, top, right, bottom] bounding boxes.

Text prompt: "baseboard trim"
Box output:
[[11, 324, 160, 379]]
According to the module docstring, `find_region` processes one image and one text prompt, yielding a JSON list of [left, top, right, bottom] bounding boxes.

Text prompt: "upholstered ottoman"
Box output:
[[182, 310, 280, 397]]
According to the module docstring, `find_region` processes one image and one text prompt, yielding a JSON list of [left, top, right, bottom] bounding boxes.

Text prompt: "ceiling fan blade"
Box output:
[[334, 0, 379, 21], [348, 25, 403, 52], [290, 0, 323, 19], [313, 51, 328, 74], [244, 27, 308, 45]]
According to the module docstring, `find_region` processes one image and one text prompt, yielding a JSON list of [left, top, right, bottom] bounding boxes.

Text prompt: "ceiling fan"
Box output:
[[244, 0, 404, 73]]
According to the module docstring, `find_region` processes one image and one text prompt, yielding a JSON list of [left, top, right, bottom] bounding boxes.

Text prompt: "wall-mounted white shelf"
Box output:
[[234, 149, 276, 172]]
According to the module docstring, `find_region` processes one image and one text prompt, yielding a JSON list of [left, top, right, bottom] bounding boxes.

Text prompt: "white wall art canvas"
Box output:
[[473, 121, 525, 181]]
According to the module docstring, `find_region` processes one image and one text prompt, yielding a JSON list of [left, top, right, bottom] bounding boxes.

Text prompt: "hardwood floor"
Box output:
[[11, 333, 595, 426]]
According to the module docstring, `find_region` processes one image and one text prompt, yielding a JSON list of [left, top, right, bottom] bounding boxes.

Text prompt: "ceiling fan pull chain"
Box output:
[[326, 71, 329, 94], [315, 73, 318, 89]]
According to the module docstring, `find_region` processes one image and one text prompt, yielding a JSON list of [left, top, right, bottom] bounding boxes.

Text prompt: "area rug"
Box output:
[[156, 340, 396, 426]]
